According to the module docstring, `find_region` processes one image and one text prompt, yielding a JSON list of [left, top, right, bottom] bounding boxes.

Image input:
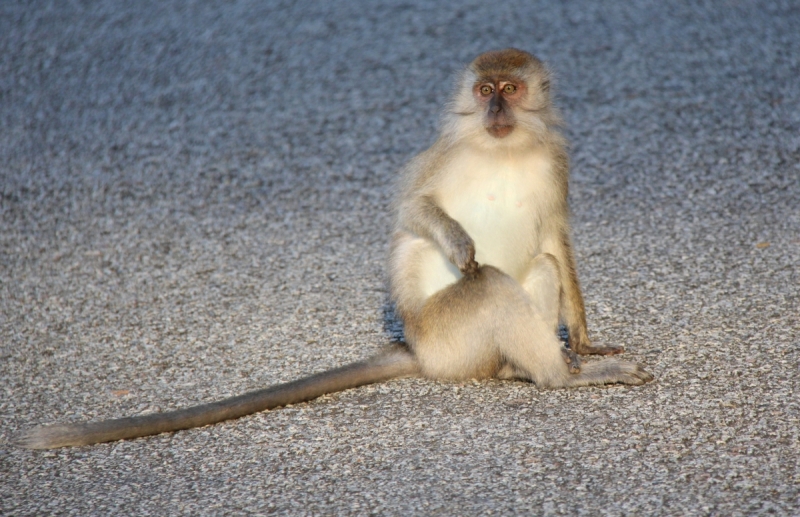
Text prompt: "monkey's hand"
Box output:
[[445, 228, 479, 276], [561, 347, 581, 374], [401, 197, 479, 275]]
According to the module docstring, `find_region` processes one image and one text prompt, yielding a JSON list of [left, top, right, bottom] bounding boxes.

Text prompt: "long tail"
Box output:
[[14, 346, 419, 449]]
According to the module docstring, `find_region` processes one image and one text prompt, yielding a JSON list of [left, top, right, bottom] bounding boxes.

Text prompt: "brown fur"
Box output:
[[472, 48, 543, 78]]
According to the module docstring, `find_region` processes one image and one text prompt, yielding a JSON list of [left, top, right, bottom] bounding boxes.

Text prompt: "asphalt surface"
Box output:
[[2, 1, 798, 515]]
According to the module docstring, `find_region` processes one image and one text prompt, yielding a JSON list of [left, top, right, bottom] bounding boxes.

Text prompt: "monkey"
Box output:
[[387, 48, 647, 385], [14, 49, 652, 450]]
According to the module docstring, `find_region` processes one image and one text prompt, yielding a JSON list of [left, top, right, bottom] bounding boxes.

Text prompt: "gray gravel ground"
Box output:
[[2, 1, 799, 515]]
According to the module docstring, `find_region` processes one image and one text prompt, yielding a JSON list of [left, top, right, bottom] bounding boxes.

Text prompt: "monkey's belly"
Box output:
[[410, 203, 541, 300], [464, 209, 536, 279]]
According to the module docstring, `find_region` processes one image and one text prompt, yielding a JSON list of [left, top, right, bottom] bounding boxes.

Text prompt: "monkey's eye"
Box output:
[[479, 85, 493, 96], [503, 84, 517, 94]]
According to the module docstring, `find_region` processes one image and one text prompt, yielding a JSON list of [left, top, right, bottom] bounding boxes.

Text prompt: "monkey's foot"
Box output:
[[572, 342, 625, 356], [561, 347, 581, 373]]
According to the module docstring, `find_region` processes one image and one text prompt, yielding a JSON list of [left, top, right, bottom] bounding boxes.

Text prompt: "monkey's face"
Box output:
[[473, 78, 525, 139], [445, 50, 555, 147]]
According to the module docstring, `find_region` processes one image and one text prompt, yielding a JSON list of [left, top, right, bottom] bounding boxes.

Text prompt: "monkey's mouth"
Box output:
[[486, 125, 514, 138]]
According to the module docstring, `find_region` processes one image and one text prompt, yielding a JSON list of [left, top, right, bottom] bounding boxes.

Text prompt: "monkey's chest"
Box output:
[[438, 159, 556, 280]]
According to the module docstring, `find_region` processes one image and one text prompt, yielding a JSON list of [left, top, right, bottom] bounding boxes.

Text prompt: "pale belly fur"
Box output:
[[417, 147, 557, 299]]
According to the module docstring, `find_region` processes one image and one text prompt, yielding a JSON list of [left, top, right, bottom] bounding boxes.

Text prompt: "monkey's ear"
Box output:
[[540, 79, 551, 92]]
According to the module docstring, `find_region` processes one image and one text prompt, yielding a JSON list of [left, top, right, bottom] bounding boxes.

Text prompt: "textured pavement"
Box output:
[[2, 1, 799, 515]]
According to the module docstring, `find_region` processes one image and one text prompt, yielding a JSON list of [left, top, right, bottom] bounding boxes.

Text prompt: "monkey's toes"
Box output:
[[575, 343, 625, 356], [636, 366, 654, 383], [623, 364, 654, 385]]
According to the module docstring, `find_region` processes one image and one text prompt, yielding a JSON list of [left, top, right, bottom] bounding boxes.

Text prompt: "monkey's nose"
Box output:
[[490, 104, 501, 114]]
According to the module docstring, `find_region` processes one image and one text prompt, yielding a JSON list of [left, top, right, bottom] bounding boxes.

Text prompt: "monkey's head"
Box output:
[[446, 49, 557, 147]]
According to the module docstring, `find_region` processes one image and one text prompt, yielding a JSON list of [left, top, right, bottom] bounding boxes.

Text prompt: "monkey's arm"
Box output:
[[545, 148, 622, 356], [14, 347, 418, 449], [397, 194, 479, 275]]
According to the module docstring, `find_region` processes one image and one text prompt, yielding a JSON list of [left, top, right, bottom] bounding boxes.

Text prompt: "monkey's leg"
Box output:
[[521, 254, 580, 373], [408, 267, 507, 380], [500, 316, 652, 388], [503, 260, 653, 388], [406, 265, 652, 388], [408, 263, 565, 385]]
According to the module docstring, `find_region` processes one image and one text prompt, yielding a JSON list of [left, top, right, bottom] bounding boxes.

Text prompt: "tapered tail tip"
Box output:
[[13, 425, 82, 450]]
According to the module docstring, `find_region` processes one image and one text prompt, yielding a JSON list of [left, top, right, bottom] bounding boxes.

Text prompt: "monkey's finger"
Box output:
[[560, 347, 581, 373], [459, 259, 480, 277]]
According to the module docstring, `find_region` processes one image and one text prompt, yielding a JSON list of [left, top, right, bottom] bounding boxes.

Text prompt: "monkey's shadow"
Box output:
[[382, 301, 406, 343]]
